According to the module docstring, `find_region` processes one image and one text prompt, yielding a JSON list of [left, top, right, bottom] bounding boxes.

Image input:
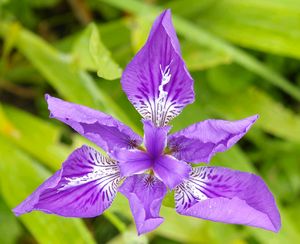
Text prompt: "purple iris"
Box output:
[[13, 10, 281, 235]]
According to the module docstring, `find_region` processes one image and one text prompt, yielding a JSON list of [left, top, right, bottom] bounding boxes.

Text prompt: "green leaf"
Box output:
[[27, 0, 59, 8], [0, 136, 96, 244], [72, 28, 97, 72], [127, 16, 151, 53], [158, 206, 240, 243], [162, 191, 175, 208], [0, 197, 22, 244], [206, 64, 254, 94], [1, 22, 20, 60], [197, 0, 300, 59], [0, 103, 19, 139], [204, 84, 300, 143], [248, 136, 300, 203], [58, 19, 132, 67], [90, 23, 122, 80], [72, 23, 122, 80], [0, 0, 10, 5], [0, 23, 102, 108], [164, 0, 216, 18], [108, 228, 149, 244], [0, 22, 20, 76], [0, 22, 137, 129], [287, 202, 300, 233], [1, 105, 69, 169], [182, 41, 232, 70]]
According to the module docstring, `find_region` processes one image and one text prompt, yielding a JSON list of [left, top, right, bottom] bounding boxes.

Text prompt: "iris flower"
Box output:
[[13, 10, 281, 235]]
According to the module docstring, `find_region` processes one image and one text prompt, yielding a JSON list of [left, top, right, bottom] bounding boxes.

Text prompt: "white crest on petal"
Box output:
[[155, 63, 172, 126], [175, 167, 209, 212], [133, 62, 189, 127]]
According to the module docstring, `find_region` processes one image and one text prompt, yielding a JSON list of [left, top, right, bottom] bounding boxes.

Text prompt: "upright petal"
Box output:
[[148, 9, 181, 54], [168, 115, 258, 163], [121, 10, 194, 127], [13, 145, 121, 218], [143, 120, 170, 158], [153, 155, 191, 189], [175, 167, 281, 232], [46, 95, 142, 152], [111, 149, 152, 177], [119, 174, 167, 235]]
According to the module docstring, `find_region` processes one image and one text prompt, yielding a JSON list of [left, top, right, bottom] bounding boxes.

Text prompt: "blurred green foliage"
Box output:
[[0, 0, 300, 243]]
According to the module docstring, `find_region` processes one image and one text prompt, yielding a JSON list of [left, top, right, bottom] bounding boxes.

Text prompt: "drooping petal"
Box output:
[[168, 115, 258, 163], [111, 149, 151, 177], [13, 145, 121, 218], [46, 94, 142, 152], [143, 120, 170, 158], [119, 174, 167, 235], [175, 167, 281, 232], [121, 9, 194, 127], [153, 155, 191, 189]]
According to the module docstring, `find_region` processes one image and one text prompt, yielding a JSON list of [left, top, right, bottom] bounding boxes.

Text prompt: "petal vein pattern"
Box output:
[[59, 146, 120, 195], [175, 167, 281, 232], [13, 145, 121, 218], [121, 10, 194, 127]]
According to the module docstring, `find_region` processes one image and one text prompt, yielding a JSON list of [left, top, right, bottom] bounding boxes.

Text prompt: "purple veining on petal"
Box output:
[[175, 167, 281, 232], [121, 10, 194, 127], [46, 94, 142, 152], [119, 174, 167, 235], [13, 145, 120, 218], [168, 115, 258, 163]]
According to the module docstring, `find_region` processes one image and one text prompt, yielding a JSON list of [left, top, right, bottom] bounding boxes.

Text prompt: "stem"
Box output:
[[104, 211, 127, 233]]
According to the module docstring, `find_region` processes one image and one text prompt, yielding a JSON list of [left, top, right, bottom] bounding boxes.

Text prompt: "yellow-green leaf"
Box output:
[[89, 23, 122, 80]]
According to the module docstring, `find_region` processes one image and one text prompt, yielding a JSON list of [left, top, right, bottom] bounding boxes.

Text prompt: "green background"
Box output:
[[1, 0, 300, 243]]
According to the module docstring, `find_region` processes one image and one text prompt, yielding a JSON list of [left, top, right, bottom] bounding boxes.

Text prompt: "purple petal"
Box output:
[[111, 149, 151, 177], [148, 9, 181, 55], [13, 171, 61, 216], [168, 115, 258, 163], [121, 10, 194, 127], [119, 174, 167, 235], [13, 145, 120, 218], [153, 155, 191, 189], [175, 167, 281, 232], [143, 120, 170, 158], [46, 94, 142, 152]]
